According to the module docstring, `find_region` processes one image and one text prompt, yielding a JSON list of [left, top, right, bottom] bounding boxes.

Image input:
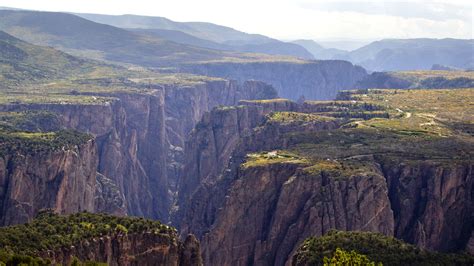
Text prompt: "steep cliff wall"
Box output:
[[0, 92, 168, 220], [181, 61, 367, 100], [0, 138, 97, 225], [381, 161, 473, 252], [164, 80, 277, 187], [201, 163, 393, 266], [0, 79, 277, 223], [176, 96, 473, 265]]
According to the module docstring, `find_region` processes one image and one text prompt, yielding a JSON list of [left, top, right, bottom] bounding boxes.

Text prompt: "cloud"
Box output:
[[298, 1, 471, 22], [0, 0, 471, 40]]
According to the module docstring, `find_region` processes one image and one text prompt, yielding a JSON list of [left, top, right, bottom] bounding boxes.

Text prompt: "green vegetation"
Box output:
[[242, 89, 473, 180], [267, 112, 335, 124], [323, 248, 381, 266], [0, 111, 60, 132], [293, 230, 474, 266], [344, 89, 474, 136], [303, 101, 389, 120], [0, 211, 175, 258], [0, 129, 92, 157]]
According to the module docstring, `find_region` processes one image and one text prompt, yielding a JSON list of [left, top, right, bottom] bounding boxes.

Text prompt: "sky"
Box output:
[[0, 0, 472, 41]]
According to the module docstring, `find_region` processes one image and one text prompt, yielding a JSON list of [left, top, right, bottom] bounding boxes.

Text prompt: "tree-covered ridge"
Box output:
[[0, 211, 175, 257], [0, 129, 92, 157], [293, 230, 474, 266]]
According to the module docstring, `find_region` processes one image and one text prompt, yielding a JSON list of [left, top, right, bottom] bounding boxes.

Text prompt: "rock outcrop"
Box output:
[[45, 232, 202, 266], [0, 139, 97, 225], [382, 161, 473, 252], [201, 163, 394, 266], [181, 60, 367, 100]]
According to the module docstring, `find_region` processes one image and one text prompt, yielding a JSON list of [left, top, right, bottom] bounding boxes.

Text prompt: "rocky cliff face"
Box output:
[[44, 233, 202, 266], [181, 61, 367, 100], [164, 80, 277, 188], [0, 79, 276, 223], [0, 139, 97, 225], [382, 161, 473, 252], [201, 163, 394, 266], [176, 98, 473, 265]]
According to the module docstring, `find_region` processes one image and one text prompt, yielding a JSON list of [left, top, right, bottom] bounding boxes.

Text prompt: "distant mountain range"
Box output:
[[0, 8, 472, 72], [291, 39, 346, 60], [334, 38, 474, 71], [76, 12, 474, 71], [76, 13, 314, 59], [0, 10, 288, 67]]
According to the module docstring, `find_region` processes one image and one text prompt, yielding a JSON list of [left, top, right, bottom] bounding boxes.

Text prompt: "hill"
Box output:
[[334, 38, 474, 71], [76, 13, 314, 59], [0, 10, 287, 68], [292, 39, 346, 59]]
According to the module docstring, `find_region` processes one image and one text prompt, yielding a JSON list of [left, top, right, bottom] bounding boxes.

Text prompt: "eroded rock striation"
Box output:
[[181, 61, 367, 100], [176, 93, 474, 265], [0, 137, 97, 225], [0, 79, 276, 224]]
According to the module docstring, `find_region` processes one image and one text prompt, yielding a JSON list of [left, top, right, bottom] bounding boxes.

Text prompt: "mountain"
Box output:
[[0, 10, 368, 101], [75, 13, 314, 59], [0, 30, 95, 85], [76, 13, 270, 44], [129, 28, 228, 50], [334, 38, 474, 71], [292, 39, 346, 59], [0, 10, 266, 67]]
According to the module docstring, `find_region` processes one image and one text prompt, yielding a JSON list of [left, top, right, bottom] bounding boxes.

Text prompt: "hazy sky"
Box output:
[[0, 0, 472, 40]]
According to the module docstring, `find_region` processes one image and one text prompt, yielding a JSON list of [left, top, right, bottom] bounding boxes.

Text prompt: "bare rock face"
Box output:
[[181, 61, 367, 100], [164, 80, 277, 188], [201, 164, 394, 266], [0, 139, 97, 225], [44, 232, 203, 266], [94, 173, 127, 216], [382, 161, 474, 252]]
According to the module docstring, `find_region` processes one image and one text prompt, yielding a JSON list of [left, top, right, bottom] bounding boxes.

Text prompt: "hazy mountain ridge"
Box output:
[[75, 13, 315, 59], [0, 10, 281, 67], [335, 38, 474, 71], [292, 39, 346, 60]]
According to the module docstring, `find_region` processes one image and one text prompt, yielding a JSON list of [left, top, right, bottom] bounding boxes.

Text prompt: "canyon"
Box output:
[[175, 91, 473, 265], [0, 11, 472, 265], [0, 79, 277, 224]]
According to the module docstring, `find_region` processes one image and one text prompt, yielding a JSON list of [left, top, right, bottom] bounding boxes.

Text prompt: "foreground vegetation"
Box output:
[[293, 230, 474, 266], [0, 211, 175, 264]]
